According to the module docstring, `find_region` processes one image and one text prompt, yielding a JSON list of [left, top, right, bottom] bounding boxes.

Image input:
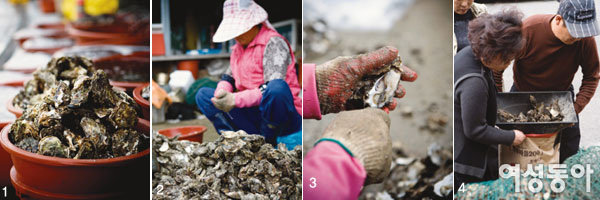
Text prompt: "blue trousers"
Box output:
[[195, 79, 301, 148], [510, 85, 580, 163]]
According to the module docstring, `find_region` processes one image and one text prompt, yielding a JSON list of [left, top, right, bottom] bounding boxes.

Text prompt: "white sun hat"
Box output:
[[212, 0, 274, 43]]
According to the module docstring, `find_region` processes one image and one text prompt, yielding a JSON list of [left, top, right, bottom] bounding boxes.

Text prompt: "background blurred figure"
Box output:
[[453, 0, 487, 55]]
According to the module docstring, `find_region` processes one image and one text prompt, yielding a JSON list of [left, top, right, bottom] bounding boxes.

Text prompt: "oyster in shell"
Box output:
[[345, 56, 404, 109], [366, 66, 402, 108], [8, 56, 147, 159], [498, 95, 564, 122], [111, 129, 141, 157], [13, 56, 95, 110], [38, 136, 69, 158]]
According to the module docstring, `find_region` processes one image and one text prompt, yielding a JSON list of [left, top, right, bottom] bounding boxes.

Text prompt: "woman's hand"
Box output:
[[512, 130, 526, 146], [319, 108, 392, 185], [211, 89, 236, 112]]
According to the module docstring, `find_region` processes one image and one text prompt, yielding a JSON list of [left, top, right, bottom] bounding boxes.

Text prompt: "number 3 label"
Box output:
[[309, 177, 317, 188]]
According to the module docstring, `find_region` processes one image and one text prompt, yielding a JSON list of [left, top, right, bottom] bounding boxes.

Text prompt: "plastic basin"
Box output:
[[66, 24, 149, 45], [6, 96, 23, 119], [0, 119, 150, 199], [158, 126, 207, 143], [94, 52, 150, 92], [132, 84, 150, 120]]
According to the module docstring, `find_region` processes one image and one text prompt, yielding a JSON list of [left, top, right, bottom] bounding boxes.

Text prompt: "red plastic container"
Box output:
[[0, 81, 25, 130], [178, 60, 199, 79], [0, 138, 11, 187], [1, 119, 150, 199], [94, 52, 150, 92], [66, 24, 149, 46], [14, 28, 68, 47], [22, 37, 74, 55], [0, 79, 28, 87], [132, 84, 150, 120], [39, 0, 55, 13], [6, 96, 23, 119], [158, 126, 207, 143]]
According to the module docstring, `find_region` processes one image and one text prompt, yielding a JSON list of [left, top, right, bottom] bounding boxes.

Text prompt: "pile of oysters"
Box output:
[[152, 130, 302, 200], [498, 95, 564, 123], [9, 56, 148, 159], [363, 144, 453, 199]]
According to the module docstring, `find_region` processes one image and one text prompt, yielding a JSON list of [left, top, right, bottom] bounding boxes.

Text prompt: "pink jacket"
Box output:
[[302, 64, 366, 199], [215, 25, 302, 115]]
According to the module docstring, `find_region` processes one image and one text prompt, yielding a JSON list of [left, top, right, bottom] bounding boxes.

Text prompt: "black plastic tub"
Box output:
[[495, 91, 578, 134]]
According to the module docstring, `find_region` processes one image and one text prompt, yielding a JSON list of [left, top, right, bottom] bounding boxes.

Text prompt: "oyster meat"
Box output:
[[346, 56, 404, 109]]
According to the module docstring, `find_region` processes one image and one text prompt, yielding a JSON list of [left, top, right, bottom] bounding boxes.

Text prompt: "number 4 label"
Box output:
[[458, 183, 466, 193]]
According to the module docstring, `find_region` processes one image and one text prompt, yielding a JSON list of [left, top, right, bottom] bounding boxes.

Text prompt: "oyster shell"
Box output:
[[152, 130, 302, 199], [498, 95, 564, 122], [111, 129, 141, 157], [366, 66, 402, 108], [13, 56, 95, 110], [142, 85, 150, 100], [346, 56, 404, 109], [8, 56, 147, 159], [15, 137, 39, 153], [38, 136, 69, 158]]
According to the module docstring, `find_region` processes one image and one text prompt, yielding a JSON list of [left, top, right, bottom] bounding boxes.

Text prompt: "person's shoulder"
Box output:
[[523, 14, 553, 28], [580, 36, 598, 51], [266, 36, 287, 47], [471, 3, 488, 17], [455, 46, 474, 63]]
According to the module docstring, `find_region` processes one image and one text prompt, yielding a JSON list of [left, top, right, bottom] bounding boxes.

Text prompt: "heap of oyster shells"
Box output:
[[13, 56, 97, 109], [345, 56, 403, 110], [363, 143, 453, 199], [498, 95, 564, 123], [9, 56, 148, 159], [152, 130, 302, 200]]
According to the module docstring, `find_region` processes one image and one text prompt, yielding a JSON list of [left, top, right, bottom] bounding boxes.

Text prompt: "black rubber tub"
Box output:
[[495, 91, 578, 134]]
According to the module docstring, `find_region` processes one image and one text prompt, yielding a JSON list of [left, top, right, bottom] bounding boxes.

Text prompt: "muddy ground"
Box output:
[[302, 0, 453, 196]]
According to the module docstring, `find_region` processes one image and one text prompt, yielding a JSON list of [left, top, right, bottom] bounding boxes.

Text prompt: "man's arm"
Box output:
[[575, 38, 600, 113]]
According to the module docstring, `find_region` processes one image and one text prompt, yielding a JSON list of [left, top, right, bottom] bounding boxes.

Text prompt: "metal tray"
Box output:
[[495, 91, 578, 134]]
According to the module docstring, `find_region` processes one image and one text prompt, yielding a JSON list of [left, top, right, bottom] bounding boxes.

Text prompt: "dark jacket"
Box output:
[[453, 46, 515, 179]]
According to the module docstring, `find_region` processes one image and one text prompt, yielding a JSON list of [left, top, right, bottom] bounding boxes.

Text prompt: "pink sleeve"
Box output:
[[215, 81, 234, 94], [302, 64, 322, 120], [234, 88, 262, 108], [303, 141, 366, 200]]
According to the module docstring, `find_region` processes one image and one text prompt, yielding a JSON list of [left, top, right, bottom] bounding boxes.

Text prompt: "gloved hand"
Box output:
[[315, 46, 418, 114], [319, 108, 392, 185], [211, 89, 236, 112]]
